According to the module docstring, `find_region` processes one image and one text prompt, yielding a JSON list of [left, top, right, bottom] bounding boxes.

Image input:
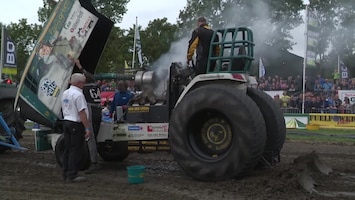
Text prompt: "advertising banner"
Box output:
[[97, 123, 169, 142], [338, 90, 355, 105], [16, 0, 113, 126], [1, 27, 17, 74]]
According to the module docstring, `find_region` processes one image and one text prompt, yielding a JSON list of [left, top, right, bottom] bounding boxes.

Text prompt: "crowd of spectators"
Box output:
[[95, 73, 355, 114], [97, 79, 136, 93], [257, 74, 355, 114]]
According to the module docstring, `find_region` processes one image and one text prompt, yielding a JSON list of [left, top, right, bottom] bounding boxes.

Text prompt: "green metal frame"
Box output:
[[207, 27, 255, 74]]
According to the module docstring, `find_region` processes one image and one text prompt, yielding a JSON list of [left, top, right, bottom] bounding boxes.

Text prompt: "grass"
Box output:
[[287, 128, 355, 144]]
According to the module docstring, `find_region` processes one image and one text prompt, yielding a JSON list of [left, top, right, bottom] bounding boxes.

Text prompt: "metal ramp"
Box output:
[[0, 112, 27, 151]]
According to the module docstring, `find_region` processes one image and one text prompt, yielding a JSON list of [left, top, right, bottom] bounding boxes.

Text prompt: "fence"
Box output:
[[281, 108, 353, 114]]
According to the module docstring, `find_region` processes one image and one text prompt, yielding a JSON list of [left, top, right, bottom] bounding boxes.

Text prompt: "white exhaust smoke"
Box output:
[[150, 37, 189, 96]]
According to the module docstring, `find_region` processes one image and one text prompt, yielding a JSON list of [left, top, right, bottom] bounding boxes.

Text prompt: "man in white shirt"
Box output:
[[61, 73, 92, 182]]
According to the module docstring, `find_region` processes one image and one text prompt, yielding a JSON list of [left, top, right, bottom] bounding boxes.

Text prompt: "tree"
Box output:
[[141, 18, 179, 64], [308, 0, 355, 77], [95, 27, 132, 73], [177, 0, 303, 51], [37, 0, 129, 24]]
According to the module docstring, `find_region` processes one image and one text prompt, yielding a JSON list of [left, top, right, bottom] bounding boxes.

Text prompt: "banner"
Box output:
[[338, 90, 355, 105], [258, 57, 265, 78], [16, 0, 114, 126], [1, 27, 17, 74], [306, 8, 319, 68]]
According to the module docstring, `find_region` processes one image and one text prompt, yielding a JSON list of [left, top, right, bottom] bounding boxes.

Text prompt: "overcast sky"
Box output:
[[0, 0, 306, 56]]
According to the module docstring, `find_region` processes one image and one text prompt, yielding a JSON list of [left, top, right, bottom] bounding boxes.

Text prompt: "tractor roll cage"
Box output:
[[207, 27, 255, 74]]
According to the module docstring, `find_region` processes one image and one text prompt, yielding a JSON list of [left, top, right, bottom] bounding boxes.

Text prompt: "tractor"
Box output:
[[55, 27, 286, 182]]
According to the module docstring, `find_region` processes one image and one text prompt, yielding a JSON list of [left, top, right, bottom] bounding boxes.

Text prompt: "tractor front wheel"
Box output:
[[97, 141, 129, 162]]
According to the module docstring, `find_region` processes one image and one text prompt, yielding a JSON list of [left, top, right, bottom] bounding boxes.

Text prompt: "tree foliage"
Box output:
[[308, 0, 355, 76], [177, 0, 303, 50], [1, 0, 354, 79], [141, 18, 179, 64]]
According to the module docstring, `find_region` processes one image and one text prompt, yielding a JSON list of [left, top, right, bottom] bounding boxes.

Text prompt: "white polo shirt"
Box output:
[[61, 85, 89, 122]]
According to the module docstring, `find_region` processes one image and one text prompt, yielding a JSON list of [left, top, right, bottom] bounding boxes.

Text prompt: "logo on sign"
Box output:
[[5, 40, 16, 65], [40, 78, 60, 97], [128, 126, 142, 131], [78, 17, 94, 38], [147, 125, 168, 132]]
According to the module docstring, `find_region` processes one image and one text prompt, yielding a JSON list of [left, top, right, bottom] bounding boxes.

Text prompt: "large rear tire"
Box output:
[[169, 84, 267, 181], [55, 134, 91, 170], [0, 99, 26, 153], [247, 88, 286, 166], [97, 141, 129, 162]]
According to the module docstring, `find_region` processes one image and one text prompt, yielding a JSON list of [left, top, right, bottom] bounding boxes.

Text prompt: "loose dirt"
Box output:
[[1, 131, 355, 200]]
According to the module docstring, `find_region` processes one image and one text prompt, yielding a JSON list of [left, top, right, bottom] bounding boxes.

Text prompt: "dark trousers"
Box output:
[[90, 106, 102, 138], [87, 105, 102, 163], [195, 58, 216, 75], [63, 121, 85, 180]]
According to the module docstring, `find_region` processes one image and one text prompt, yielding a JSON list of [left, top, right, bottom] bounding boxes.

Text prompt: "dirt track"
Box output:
[[1, 131, 355, 200]]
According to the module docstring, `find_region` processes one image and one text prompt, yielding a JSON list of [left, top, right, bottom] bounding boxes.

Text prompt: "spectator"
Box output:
[[295, 75, 302, 91], [317, 74, 325, 86], [341, 97, 352, 113], [310, 96, 322, 113], [110, 80, 134, 121], [331, 69, 340, 84], [288, 83, 296, 92], [304, 96, 313, 113], [288, 95, 298, 109], [273, 94, 282, 108], [280, 91, 290, 108], [334, 94, 342, 109], [322, 79, 333, 96], [313, 82, 323, 94]]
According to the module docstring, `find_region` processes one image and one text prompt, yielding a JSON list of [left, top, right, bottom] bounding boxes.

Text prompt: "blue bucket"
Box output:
[[127, 165, 145, 184]]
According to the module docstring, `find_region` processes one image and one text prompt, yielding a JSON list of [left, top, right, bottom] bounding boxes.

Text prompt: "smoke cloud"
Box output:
[[149, 37, 189, 96]]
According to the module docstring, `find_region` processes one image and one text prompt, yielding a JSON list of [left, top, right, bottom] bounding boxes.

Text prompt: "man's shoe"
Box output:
[[85, 163, 101, 174], [66, 176, 86, 183]]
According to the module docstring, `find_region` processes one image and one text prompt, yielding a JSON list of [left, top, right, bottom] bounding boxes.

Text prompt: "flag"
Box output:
[[125, 60, 129, 69], [259, 57, 265, 78], [340, 60, 348, 79], [1, 27, 17, 75], [305, 8, 319, 68], [135, 27, 143, 66]]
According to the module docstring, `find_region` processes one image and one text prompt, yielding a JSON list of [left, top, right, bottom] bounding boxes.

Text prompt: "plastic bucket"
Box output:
[[127, 165, 145, 184]]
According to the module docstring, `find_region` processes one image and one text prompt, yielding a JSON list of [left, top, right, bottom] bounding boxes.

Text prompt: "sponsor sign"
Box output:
[[128, 106, 150, 113], [113, 123, 169, 141], [16, 0, 100, 124], [338, 90, 355, 105], [147, 125, 168, 132], [128, 126, 142, 131], [310, 113, 355, 127]]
